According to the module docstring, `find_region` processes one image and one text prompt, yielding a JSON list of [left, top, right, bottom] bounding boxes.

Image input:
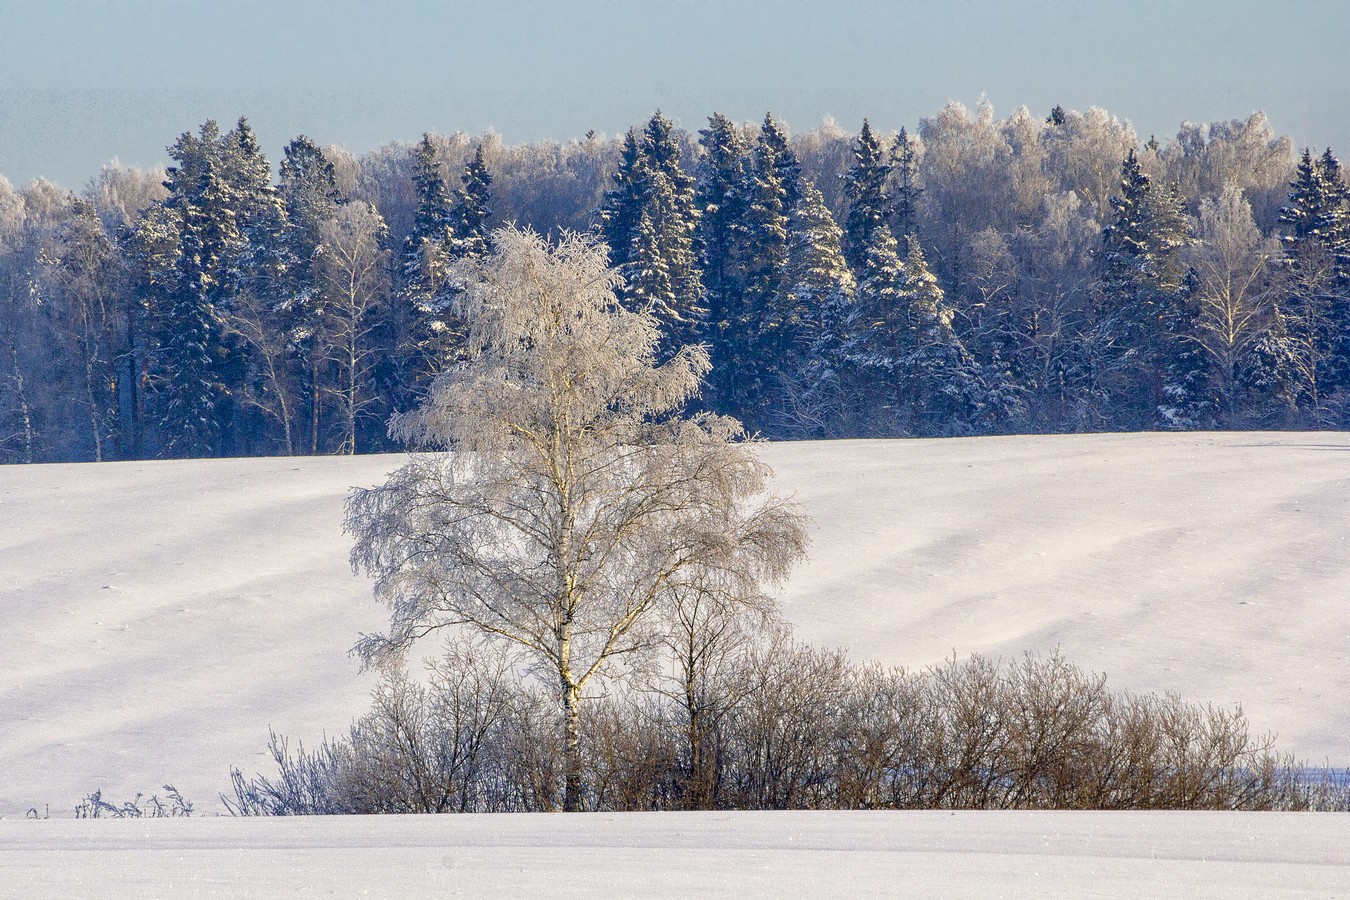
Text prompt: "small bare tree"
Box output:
[[37, 200, 125, 461], [318, 202, 388, 454], [345, 227, 807, 811], [223, 289, 300, 455]]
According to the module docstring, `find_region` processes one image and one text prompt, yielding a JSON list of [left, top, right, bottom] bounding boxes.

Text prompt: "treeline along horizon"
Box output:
[[1, 101, 1347, 463]]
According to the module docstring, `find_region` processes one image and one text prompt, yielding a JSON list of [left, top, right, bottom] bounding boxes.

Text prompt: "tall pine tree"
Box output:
[[1273, 148, 1350, 414], [153, 121, 243, 457], [394, 134, 458, 400], [449, 145, 493, 260], [845, 229, 983, 434], [890, 127, 922, 239], [779, 181, 855, 436], [695, 113, 752, 411], [596, 112, 705, 354], [1095, 149, 1198, 426], [896, 235, 987, 434], [721, 114, 797, 426], [842, 119, 893, 276], [278, 135, 343, 453], [220, 118, 292, 453]]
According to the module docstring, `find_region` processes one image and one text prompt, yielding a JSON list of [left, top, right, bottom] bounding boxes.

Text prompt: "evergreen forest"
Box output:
[[2, 101, 1348, 463]]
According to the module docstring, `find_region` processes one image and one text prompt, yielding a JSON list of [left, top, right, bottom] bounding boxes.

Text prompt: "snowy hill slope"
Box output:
[[1, 432, 1347, 817]]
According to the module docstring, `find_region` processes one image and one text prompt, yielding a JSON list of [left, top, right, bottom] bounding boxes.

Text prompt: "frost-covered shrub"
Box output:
[[227, 639, 566, 815], [228, 639, 1340, 814]]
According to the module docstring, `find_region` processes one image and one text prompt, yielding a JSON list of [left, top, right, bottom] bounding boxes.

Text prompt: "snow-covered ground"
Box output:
[[3, 810, 1349, 898], [2, 432, 1348, 893]]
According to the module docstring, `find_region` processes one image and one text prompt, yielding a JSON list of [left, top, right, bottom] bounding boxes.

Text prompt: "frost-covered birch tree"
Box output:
[[345, 227, 807, 811], [319, 202, 388, 454], [1184, 183, 1281, 417]]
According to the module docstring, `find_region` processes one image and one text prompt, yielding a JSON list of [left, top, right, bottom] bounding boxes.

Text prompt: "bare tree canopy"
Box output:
[[345, 227, 808, 810]]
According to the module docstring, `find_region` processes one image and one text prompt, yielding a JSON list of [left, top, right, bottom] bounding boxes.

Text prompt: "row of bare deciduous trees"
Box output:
[[227, 638, 1345, 814]]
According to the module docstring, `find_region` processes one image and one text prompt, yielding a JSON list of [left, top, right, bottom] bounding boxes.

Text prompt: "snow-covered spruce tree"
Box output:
[[695, 113, 752, 410], [218, 118, 295, 455], [842, 119, 893, 277], [449, 145, 493, 261], [596, 113, 706, 356], [345, 227, 807, 812], [399, 134, 455, 302], [695, 114, 750, 311], [1095, 149, 1200, 427], [277, 135, 343, 454], [147, 118, 298, 457], [890, 126, 922, 240], [723, 115, 797, 426], [154, 121, 238, 457], [597, 130, 645, 268], [189, 124, 288, 456], [843, 223, 910, 431], [757, 112, 803, 212], [845, 230, 984, 434], [894, 235, 988, 433], [394, 134, 459, 401], [773, 180, 855, 436], [1274, 148, 1350, 418]]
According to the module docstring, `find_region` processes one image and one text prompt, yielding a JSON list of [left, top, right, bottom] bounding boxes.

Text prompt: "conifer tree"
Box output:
[[1148, 182, 1213, 428], [394, 134, 459, 400], [449, 145, 493, 260], [596, 113, 705, 355], [1274, 148, 1350, 413], [757, 113, 802, 210], [597, 129, 645, 272], [843, 224, 910, 418], [1317, 150, 1350, 283], [777, 181, 855, 435], [278, 136, 343, 453], [1096, 149, 1197, 425], [842, 120, 893, 276], [777, 180, 854, 353], [890, 127, 922, 240], [153, 121, 240, 457], [1099, 149, 1156, 316], [897, 235, 987, 433], [695, 114, 752, 413], [737, 118, 794, 321], [279, 136, 342, 295], [846, 230, 983, 434], [1317, 149, 1350, 395], [400, 134, 455, 311], [1240, 304, 1303, 417], [723, 115, 796, 424], [695, 117, 750, 331], [211, 119, 298, 453], [223, 118, 287, 281]]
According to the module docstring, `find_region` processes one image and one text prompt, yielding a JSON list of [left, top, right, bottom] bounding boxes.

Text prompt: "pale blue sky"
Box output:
[[1, 0, 1346, 188]]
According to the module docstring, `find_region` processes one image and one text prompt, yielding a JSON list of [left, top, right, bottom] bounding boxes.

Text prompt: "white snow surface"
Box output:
[[2, 432, 1348, 894], [2, 811, 1348, 898]]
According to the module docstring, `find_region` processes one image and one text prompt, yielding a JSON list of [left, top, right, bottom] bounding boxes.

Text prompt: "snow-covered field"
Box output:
[[3, 810, 1349, 898], [2, 432, 1348, 894]]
